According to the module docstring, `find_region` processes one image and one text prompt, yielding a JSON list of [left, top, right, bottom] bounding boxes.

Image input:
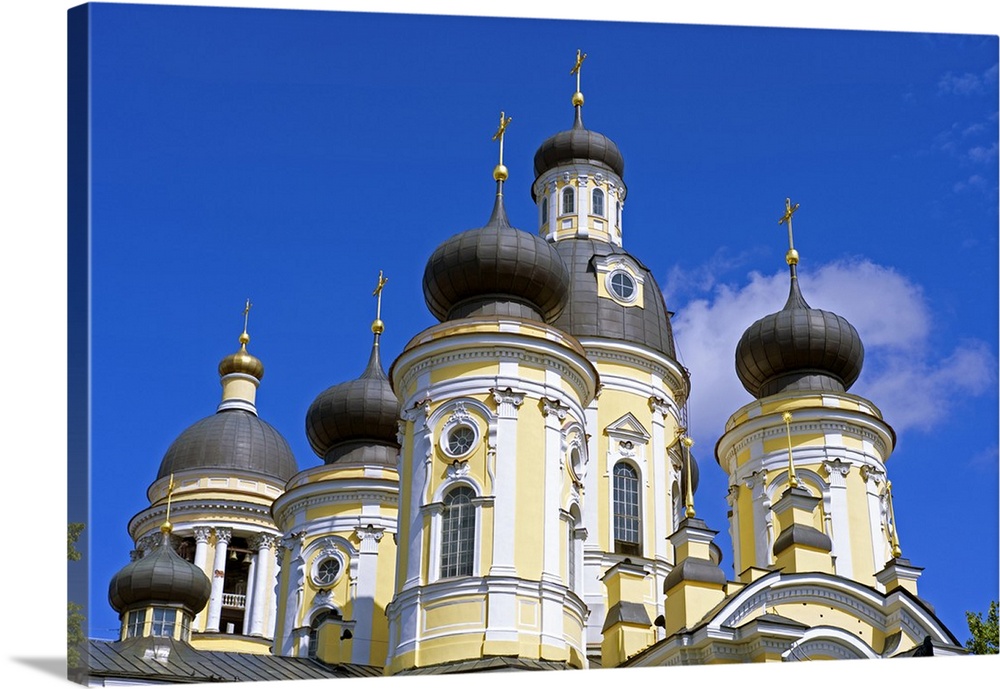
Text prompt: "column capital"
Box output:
[[648, 395, 671, 419], [249, 533, 277, 551], [213, 527, 233, 545], [491, 387, 525, 418], [540, 396, 568, 421], [354, 524, 385, 554], [821, 458, 851, 487], [193, 525, 213, 543], [860, 464, 885, 489]]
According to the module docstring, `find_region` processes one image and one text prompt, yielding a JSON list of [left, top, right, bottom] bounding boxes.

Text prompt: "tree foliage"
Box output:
[[965, 600, 999, 655], [68, 523, 86, 671]]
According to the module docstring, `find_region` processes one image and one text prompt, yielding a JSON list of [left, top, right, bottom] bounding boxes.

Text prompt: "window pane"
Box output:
[[613, 463, 640, 547], [562, 187, 574, 214], [441, 486, 475, 578], [592, 189, 604, 216]]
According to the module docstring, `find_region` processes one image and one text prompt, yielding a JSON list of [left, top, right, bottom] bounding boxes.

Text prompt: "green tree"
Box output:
[[965, 600, 998, 655], [68, 523, 86, 670]]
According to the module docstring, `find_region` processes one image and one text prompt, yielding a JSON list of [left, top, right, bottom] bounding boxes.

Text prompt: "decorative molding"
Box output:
[[821, 459, 851, 488], [541, 397, 568, 420], [192, 526, 212, 543], [446, 460, 470, 480]]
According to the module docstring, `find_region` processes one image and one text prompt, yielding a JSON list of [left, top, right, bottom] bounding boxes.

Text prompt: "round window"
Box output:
[[609, 271, 637, 301], [314, 557, 341, 586], [446, 425, 476, 456]]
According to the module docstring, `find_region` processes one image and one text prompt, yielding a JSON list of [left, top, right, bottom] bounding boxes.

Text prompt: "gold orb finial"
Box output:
[[493, 163, 509, 182], [371, 318, 385, 335], [572, 91, 584, 107]]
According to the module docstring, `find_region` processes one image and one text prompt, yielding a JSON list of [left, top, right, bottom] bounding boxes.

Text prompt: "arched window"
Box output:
[[616, 200, 622, 226], [541, 196, 548, 225], [307, 610, 338, 659], [592, 188, 605, 217], [441, 486, 476, 578], [562, 187, 575, 214], [568, 504, 582, 591], [613, 462, 641, 555]]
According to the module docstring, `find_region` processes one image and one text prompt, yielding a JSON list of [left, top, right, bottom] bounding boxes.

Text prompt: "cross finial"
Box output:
[[240, 299, 252, 347], [778, 198, 800, 265], [570, 49, 587, 105], [491, 111, 512, 182], [371, 270, 388, 335]]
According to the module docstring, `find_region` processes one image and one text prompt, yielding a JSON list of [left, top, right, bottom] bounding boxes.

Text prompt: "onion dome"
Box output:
[[424, 113, 571, 323], [108, 524, 211, 616], [735, 213, 864, 398], [218, 330, 264, 380], [305, 332, 402, 466], [552, 239, 677, 358], [532, 104, 624, 192], [156, 410, 298, 481]]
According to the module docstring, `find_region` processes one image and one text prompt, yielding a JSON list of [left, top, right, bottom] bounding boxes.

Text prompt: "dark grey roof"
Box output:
[[108, 530, 211, 615], [423, 191, 570, 323], [305, 339, 402, 465], [532, 106, 625, 188], [602, 601, 652, 633], [156, 409, 298, 482], [551, 238, 677, 358], [397, 656, 575, 674], [664, 557, 727, 592], [773, 523, 833, 556], [81, 637, 381, 683], [736, 267, 864, 398]]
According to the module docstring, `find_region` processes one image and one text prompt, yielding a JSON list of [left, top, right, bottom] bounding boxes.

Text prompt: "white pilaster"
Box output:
[[351, 524, 385, 665], [278, 532, 305, 656], [861, 465, 887, 584], [243, 550, 257, 635], [488, 386, 524, 577], [822, 459, 853, 578]]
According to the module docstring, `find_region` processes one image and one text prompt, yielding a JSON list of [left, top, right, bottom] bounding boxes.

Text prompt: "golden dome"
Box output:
[[218, 332, 265, 380]]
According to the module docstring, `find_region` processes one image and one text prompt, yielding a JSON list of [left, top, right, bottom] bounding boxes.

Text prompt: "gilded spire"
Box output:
[[570, 49, 587, 106], [782, 411, 799, 489], [886, 480, 903, 558], [778, 197, 800, 267], [682, 435, 696, 518], [161, 473, 176, 534]]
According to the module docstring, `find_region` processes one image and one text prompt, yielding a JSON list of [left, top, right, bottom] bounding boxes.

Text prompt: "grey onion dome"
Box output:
[[423, 193, 571, 323], [551, 238, 677, 359], [156, 409, 298, 482], [108, 529, 212, 615], [532, 106, 625, 196], [305, 340, 402, 465], [735, 271, 864, 398]]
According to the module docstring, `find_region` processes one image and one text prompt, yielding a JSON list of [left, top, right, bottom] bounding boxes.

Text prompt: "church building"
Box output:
[[83, 52, 964, 684]]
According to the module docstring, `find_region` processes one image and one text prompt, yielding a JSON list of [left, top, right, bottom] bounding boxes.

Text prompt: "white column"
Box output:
[[351, 525, 385, 664], [242, 552, 257, 635], [744, 470, 771, 568], [648, 396, 670, 633], [249, 534, 275, 636], [822, 459, 853, 578], [206, 527, 232, 633], [576, 174, 589, 238], [401, 399, 431, 588], [192, 526, 212, 630]]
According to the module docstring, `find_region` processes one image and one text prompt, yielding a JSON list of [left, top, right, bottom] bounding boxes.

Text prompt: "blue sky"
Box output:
[[1, 2, 996, 686]]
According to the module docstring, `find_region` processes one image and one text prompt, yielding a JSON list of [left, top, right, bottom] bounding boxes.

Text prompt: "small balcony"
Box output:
[[221, 592, 246, 610]]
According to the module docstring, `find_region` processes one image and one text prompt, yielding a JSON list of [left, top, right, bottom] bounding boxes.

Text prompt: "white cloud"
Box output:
[[938, 63, 998, 96], [968, 141, 998, 163], [670, 259, 996, 443]]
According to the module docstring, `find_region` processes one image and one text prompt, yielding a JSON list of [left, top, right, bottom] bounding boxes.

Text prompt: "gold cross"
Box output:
[[165, 473, 176, 528], [242, 298, 252, 333], [778, 197, 800, 251], [372, 270, 388, 323], [492, 111, 512, 170], [570, 49, 587, 93]]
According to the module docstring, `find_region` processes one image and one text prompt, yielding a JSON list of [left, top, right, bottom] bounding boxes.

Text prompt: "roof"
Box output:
[[81, 638, 382, 683]]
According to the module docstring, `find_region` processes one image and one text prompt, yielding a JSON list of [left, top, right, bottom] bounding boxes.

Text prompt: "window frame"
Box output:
[[592, 188, 605, 217], [440, 485, 477, 579], [561, 186, 575, 214], [613, 461, 642, 556]]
